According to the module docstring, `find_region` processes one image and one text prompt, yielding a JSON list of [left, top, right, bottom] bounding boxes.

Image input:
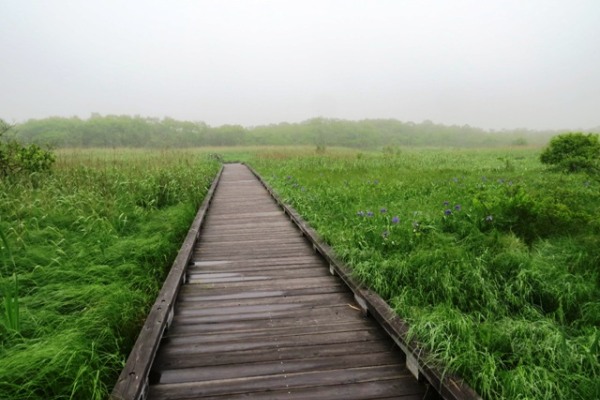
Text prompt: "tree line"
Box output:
[[7, 114, 584, 149]]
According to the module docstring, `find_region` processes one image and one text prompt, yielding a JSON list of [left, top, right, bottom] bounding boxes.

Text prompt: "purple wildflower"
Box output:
[[444, 209, 452, 216], [443, 201, 450, 206], [454, 204, 462, 211], [367, 211, 374, 217], [380, 208, 387, 214], [392, 216, 400, 224]]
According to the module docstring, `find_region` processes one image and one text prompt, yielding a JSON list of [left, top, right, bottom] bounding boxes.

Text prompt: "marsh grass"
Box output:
[[0, 149, 220, 399], [251, 147, 600, 399], [0, 229, 20, 334]]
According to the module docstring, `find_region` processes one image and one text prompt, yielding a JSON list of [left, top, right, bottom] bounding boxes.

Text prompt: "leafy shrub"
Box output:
[[0, 120, 55, 177], [540, 132, 600, 173]]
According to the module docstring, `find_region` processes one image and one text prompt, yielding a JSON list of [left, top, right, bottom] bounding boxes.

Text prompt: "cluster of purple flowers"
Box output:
[[442, 201, 462, 216], [356, 208, 400, 239]]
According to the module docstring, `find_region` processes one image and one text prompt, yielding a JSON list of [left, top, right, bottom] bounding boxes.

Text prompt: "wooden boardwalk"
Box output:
[[144, 164, 434, 399]]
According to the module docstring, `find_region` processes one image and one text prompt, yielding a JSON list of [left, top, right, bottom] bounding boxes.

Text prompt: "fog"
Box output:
[[1, 0, 599, 131]]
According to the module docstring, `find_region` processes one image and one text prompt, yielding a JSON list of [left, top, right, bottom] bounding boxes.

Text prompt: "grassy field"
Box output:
[[246, 147, 600, 399], [2, 145, 598, 399], [0, 149, 220, 399]]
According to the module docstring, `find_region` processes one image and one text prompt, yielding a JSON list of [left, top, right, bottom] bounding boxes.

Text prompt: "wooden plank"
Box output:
[[148, 365, 414, 399], [190, 256, 324, 268], [165, 319, 371, 340], [186, 267, 330, 283], [194, 237, 308, 249], [166, 313, 371, 336], [153, 339, 397, 370], [157, 329, 386, 358], [175, 291, 353, 310], [154, 352, 405, 384], [170, 303, 366, 325], [162, 323, 382, 347], [183, 276, 341, 290], [195, 379, 428, 400], [178, 285, 347, 300]]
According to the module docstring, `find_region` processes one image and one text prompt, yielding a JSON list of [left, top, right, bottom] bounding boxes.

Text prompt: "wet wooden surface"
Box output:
[[148, 164, 433, 399]]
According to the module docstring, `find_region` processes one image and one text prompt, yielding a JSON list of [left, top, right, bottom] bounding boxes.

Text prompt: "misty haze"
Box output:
[[2, 0, 599, 132]]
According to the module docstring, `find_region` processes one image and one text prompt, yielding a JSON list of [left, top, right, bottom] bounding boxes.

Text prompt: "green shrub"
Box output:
[[540, 132, 600, 173], [0, 120, 55, 177]]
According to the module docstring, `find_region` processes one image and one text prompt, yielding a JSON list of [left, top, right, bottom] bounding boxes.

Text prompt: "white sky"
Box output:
[[1, 0, 599, 130]]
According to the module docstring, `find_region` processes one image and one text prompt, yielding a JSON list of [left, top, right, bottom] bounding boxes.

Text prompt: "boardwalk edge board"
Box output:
[[246, 164, 483, 400], [111, 166, 224, 400]]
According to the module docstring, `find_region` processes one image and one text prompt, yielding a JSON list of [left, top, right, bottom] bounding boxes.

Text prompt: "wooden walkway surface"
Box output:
[[146, 164, 434, 399]]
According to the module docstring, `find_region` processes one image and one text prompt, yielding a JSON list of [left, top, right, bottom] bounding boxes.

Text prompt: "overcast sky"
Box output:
[[1, 1, 599, 130]]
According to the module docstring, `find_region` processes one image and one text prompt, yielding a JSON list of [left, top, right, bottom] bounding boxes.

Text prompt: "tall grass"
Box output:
[[1, 229, 20, 333], [250, 147, 600, 399], [0, 149, 220, 399]]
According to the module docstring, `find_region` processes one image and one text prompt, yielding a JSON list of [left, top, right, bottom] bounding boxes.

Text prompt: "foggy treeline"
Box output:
[[11, 114, 583, 149]]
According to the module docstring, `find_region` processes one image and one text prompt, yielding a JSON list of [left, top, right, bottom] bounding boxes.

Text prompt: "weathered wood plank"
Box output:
[[166, 313, 371, 336], [170, 303, 366, 325], [195, 379, 428, 400], [154, 352, 405, 384], [164, 319, 371, 340], [189, 256, 324, 268], [154, 339, 396, 370], [175, 291, 353, 310], [148, 365, 415, 399], [186, 267, 330, 283]]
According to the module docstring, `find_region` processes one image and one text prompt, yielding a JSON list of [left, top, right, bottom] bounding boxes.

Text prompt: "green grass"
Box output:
[[0, 149, 220, 399], [248, 147, 600, 399]]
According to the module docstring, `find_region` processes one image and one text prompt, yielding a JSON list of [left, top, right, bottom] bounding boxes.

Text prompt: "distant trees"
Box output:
[[14, 114, 559, 149]]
